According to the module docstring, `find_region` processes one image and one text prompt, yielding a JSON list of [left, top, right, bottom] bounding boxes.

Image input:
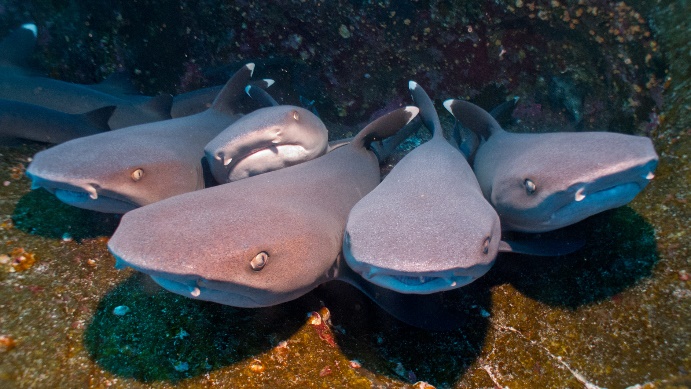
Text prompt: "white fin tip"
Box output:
[[404, 106, 419, 123], [408, 80, 418, 90], [21, 23, 37, 37], [443, 99, 454, 114]]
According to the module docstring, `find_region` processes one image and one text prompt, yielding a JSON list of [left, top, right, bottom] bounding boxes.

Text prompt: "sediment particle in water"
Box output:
[[249, 359, 265, 373], [8, 248, 36, 272], [173, 361, 189, 372], [112, 305, 130, 316], [0, 335, 17, 352], [339, 24, 351, 38], [319, 365, 332, 376]]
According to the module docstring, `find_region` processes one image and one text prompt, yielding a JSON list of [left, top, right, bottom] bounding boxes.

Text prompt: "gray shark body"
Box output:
[[0, 99, 115, 145], [0, 24, 170, 130], [105, 108, 467, 330], [172, 85, 224, 118], [445, 99, 659, 232], [0, 72, 172, 130], [344, 82, 500, 294], [25, 64, 256, 214]]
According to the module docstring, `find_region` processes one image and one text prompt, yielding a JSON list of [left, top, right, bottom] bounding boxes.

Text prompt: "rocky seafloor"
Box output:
[[0, 0, 689, 388]]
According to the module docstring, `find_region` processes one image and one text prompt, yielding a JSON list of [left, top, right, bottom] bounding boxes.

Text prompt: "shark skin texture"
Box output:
[[105, 107, 484, 331], [25, 64, 256, 214], [344, 81, 501, 295], [445, 99, 659, 233], [0, 99, 115, 145]]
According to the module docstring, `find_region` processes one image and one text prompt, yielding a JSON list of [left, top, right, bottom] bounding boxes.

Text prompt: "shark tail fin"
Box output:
[[137, 94, 173, 120], [408, 81, 443, 139], [211, 63, 255, 114], [80, 105, 117, 131], [0, 23, 37, 68], [353, 106, 420, 162], [443, 99, 504, 142]]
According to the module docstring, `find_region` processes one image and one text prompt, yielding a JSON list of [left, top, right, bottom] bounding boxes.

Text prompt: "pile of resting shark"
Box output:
[[2, 24, 659, 330]]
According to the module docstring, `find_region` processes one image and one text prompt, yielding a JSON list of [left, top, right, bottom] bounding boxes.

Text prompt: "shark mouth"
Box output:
[[355, 264, 493, 294], [504, 162, 657, 233], [111, 255, 271, 308], [551, 182, 642, 222], [543, 165, 656, 230], [218, 143, 313, 181], [28, 175, 138, 214], [149, 275, 266, 308]]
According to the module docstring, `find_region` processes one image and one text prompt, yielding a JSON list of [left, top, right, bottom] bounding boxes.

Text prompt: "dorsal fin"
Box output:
[[245, 84, 279, 107], [0, 23, 37, 68], [443, 99, 504, 142], [352, 106, 419, 160], [80, 105, 117, 131], [408, 81, 443, 139], [211, 63, 254, 114], [137, 94, 173, 118]]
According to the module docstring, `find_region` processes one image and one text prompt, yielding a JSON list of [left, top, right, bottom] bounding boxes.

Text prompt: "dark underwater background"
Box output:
[[0, 1, 689, 388]]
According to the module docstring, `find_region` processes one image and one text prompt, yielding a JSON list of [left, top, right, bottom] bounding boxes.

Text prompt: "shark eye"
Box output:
[[292, 110, 299, 121], [482, 237, 491, 254], [250, 252, 269, 271], [524, 178, 536, 195], [131, 168, 144, 181]]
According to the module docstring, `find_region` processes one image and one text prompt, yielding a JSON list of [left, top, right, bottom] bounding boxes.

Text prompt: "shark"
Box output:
[[0, 24, 171, 130], [104, 107, 486, 330], [204, 85, 329, 183], [0, 99, 115, 145], [343, 81, 501, 294], [25, 64, 257, 214], [172, 85, 224, 118], [444, 99, 659, 232]]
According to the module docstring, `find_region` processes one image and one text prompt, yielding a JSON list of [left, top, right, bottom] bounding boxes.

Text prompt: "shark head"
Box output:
[[26, 128, 206, 214], [108, 182, 342, 307], [444, 99, 659, 232], [343, 178, 501, 294], [204, 105, 328, 183], [483, 131, 658, 232]]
